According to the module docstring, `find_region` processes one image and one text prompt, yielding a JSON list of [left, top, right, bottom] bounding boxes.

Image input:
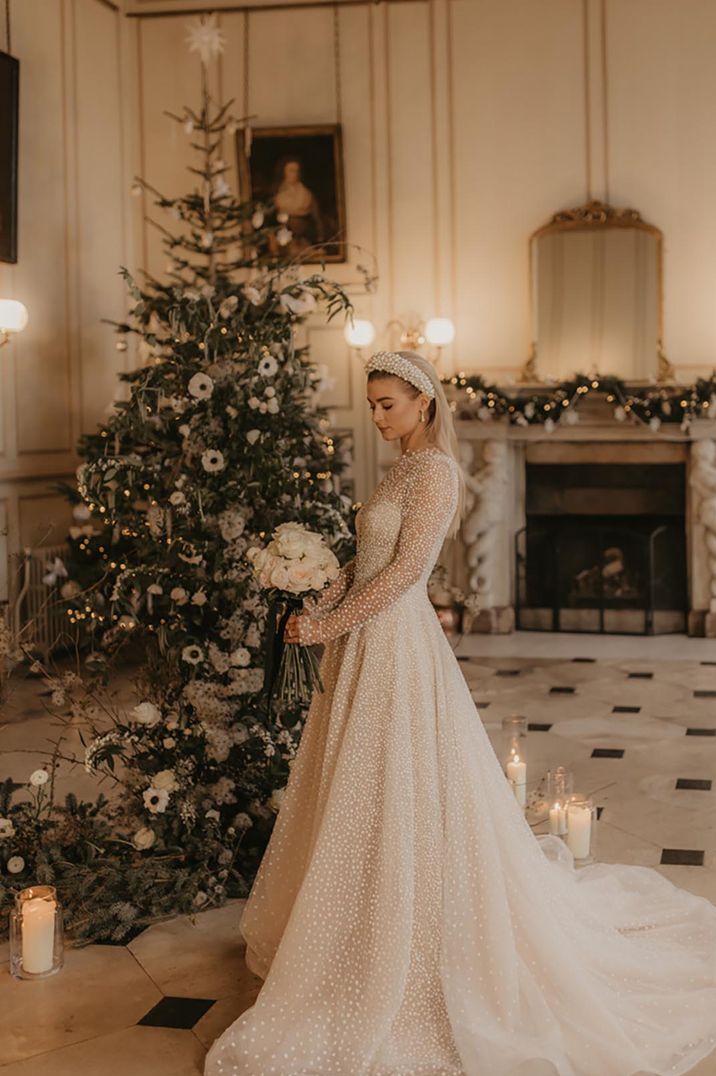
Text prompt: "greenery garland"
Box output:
[[443, 371, 716, 433]]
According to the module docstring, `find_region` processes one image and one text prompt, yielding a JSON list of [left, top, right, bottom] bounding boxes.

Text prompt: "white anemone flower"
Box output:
[[143, 787, 170, 814], [202, 449, 226, 473], [188, 373, 214, 400]]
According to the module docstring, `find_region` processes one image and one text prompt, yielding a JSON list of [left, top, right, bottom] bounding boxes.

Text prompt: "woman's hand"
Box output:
[[284, 612, 322, 646], [284, 613, 302, 645]]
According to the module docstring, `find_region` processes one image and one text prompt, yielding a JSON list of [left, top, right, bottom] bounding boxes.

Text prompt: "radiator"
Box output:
[[12, 543, 75, 657]]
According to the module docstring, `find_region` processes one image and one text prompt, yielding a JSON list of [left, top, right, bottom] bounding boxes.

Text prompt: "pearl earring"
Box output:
[[419, 410, 425, 423]]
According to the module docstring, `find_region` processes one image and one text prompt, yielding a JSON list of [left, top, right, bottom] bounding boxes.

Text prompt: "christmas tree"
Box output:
[[43, 15, 360, 907]]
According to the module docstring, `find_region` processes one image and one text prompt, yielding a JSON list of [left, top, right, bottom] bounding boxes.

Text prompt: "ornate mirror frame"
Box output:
[[519, 200, 674, 384]]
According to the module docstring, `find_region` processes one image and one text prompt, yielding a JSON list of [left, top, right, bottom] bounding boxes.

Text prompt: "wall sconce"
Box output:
[[0, 300, 29, 348], [343, 314, 455, 359], [343, 318, 376, 349]]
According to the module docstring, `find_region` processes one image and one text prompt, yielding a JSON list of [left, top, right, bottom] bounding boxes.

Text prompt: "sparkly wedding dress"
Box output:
[[205, 446, 716, 1076]]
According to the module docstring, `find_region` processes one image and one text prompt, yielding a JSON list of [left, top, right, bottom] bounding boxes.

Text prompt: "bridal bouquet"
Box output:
[[247, 522, 340, 710]]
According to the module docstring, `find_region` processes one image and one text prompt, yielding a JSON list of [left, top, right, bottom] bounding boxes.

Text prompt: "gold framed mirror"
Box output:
[[520, 200, 674, 383]]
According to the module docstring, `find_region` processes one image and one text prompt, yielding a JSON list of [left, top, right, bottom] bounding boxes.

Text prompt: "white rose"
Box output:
[[191, 591, 208, 606], [60, 580, 82, 600], [7, 856, 25, 874], [285, 562, 319, 593], [133, 827, 156, 850], [170, 587, 188, 605], [169, 490, 186, 506], [266, 397, 280, 414], [29, 769, 49, 787], [268, 562, 291, 590], [163, 737, 176, 750], [153, 769, 178, 792], [132, 701, 162, 727], [0, 818, 15, 839]]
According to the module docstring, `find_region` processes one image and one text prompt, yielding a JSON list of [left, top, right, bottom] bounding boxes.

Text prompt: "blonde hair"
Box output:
[[367, 349, 466, 538]]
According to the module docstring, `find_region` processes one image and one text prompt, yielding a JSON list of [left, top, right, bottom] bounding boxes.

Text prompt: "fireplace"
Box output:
[[515, 462, 688, 634]]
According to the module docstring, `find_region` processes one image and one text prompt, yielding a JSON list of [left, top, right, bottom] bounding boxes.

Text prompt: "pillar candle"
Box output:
[[566, 803, 592, 859], [506, 756, 527, 807], [21, 896, 56, 975], [549, 803, 568, 836]]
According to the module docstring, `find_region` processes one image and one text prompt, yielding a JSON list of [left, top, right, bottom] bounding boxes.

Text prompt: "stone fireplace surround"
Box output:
[[450, 393, 716, 638]]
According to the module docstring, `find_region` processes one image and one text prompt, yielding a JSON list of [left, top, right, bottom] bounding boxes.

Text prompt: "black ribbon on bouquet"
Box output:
[[262, 594, 301, 712]]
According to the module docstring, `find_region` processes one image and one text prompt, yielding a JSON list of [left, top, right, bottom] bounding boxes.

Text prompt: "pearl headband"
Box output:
[[364, 350, 436, 399]]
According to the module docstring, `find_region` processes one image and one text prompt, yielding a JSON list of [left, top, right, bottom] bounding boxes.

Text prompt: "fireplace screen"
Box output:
[[515, 464, 687, 634]]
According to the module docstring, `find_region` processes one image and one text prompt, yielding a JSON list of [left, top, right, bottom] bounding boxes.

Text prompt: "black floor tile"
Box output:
[[612, 705, 641, 714], [627, 672, 653, 679], [549, 686, 575, 694], [686, 728, 716, 737], [591, 748, 625, 758], [138, 996, 216, 1030], [694, 690, 716, 698], [660, 849, 705, 867], [675, 778, 712, 791], [527, 722, 553, 731], [496, 669, 521, 677], [572, 657, 596, 662]]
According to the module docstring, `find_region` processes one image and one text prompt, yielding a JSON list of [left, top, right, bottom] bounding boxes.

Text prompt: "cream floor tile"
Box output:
[[548, 714, 685, 741], [0, 945, 161, 1065], [128, 902, 260, 1001], [455, 631, 716, 662], [0, 1025, 205, 1076], [192, 987, 261, 1050], [572, 678, 690, 708]]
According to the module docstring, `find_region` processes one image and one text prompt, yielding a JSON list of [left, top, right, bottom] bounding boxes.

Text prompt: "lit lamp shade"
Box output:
[[343, 318, 376, 349], [0, 299, 29, 334], [425, 317, 455, 347]]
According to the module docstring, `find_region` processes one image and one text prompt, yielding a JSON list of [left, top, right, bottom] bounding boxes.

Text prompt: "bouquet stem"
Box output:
[[263, 596, 324, 712]]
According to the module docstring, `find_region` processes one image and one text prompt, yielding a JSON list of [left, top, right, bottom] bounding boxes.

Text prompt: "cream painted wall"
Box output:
[[127, 0, 716, 500], [6, 0, 716, 595], [0, 0, 129, 600]]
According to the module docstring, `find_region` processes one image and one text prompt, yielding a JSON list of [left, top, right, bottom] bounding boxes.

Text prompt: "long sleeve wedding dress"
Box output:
[[205, 445, 716, 1076]]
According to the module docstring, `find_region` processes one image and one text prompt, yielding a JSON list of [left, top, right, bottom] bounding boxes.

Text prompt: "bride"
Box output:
[[205, 350, 716, 1076]]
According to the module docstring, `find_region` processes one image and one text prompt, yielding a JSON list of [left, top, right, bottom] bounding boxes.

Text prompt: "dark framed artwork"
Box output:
[[0, 51, 19, 264], [237, 124, 347, 263]]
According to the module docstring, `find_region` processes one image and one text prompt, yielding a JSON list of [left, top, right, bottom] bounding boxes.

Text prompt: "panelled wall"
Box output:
[[6, 0, 716, 591], [0, 0, 129, 600]]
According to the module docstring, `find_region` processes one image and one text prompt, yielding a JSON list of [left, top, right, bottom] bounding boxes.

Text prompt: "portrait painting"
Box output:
[[237, 124, 347, 263]]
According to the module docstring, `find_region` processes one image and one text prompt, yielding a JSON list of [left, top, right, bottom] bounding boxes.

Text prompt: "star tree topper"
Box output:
[[186, 13, 225, 67]]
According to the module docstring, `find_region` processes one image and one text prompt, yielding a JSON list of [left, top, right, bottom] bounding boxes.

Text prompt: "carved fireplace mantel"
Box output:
[[451, 400, 716, 638]]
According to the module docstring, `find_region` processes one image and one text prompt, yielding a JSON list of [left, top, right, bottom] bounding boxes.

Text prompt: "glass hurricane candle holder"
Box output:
[[565, 796, 596, 864], [10, 885, 64, 980], [547, 767, 574, 836], [501, 715, 528, 808]]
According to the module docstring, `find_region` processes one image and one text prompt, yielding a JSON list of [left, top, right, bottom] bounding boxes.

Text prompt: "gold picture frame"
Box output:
[[236, 123, 347, 264]]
